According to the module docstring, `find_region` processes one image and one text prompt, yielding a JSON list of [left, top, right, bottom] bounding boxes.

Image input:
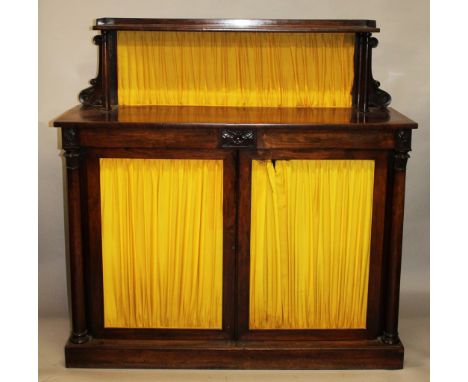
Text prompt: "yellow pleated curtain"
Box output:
[[117, 31, 355, 108], [100, 158, 223, 329], [250, 160, 374, 329]]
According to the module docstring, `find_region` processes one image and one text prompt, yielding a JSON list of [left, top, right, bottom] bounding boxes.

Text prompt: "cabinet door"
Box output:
[[83, 148, 236, 340], [237, 150, 388, 340]]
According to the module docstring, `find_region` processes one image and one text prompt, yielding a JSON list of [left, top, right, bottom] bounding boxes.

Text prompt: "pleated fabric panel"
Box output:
[[100, 159, 223, 329], [117, 31, 355, 108], [250, 160, 374, 329]]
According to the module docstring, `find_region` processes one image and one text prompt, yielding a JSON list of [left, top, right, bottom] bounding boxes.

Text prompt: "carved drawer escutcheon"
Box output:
[[220, 128, 256, 148]]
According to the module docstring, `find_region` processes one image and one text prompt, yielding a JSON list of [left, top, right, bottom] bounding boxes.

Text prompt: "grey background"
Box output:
[[39, 0, 429, 319]]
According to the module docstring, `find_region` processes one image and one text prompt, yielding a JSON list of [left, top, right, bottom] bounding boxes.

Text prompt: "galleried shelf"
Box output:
[[54, 18, 417, 370]]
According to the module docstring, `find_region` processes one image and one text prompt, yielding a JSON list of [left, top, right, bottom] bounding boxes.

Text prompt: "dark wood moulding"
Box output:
[[54, 105, 416, 130], [93, 18, 380, 33], [66, 339, 404, 369]]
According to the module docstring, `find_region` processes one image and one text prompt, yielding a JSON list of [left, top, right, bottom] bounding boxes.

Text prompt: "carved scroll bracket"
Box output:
[[220, 128, 257, 148], [367, 36, 392, 108], [394, 129, 412, 171], [78, 35, 105, 108]]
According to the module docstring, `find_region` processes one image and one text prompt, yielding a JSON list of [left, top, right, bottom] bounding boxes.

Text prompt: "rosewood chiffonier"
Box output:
[[53, 18, 417, 369]]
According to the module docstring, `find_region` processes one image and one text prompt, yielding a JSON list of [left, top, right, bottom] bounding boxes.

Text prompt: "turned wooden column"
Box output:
[[63, 127, 90, 344], [354, 32, 369, 112], [101, 30, 112, 111], [383, 129, 412, 344]]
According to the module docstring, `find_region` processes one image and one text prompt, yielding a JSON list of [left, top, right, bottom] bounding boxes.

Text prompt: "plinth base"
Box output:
[[65, 338, 404, 369]]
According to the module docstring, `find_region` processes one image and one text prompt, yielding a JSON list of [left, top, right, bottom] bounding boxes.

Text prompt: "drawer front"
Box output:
[[258, 128, 395, 150]]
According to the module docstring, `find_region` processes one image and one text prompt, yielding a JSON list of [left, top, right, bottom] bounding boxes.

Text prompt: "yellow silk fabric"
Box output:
[[117, 31, 355, 107], [100, 158, 223, 329], [250, 160, 374, 329]]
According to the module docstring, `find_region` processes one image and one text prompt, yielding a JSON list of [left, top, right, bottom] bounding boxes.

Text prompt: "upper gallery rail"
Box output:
[[80, 18, 388, 111], [93, 18, 380, 33]]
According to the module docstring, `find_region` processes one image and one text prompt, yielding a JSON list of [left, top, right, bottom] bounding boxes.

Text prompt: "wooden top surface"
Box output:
[[53, 105, 417, 130], [93, 18, 379, 33]]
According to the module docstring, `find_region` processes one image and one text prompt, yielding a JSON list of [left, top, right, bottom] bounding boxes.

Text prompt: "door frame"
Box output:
[[83, 147, 237, 340], [236, 149, 389, 341]]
